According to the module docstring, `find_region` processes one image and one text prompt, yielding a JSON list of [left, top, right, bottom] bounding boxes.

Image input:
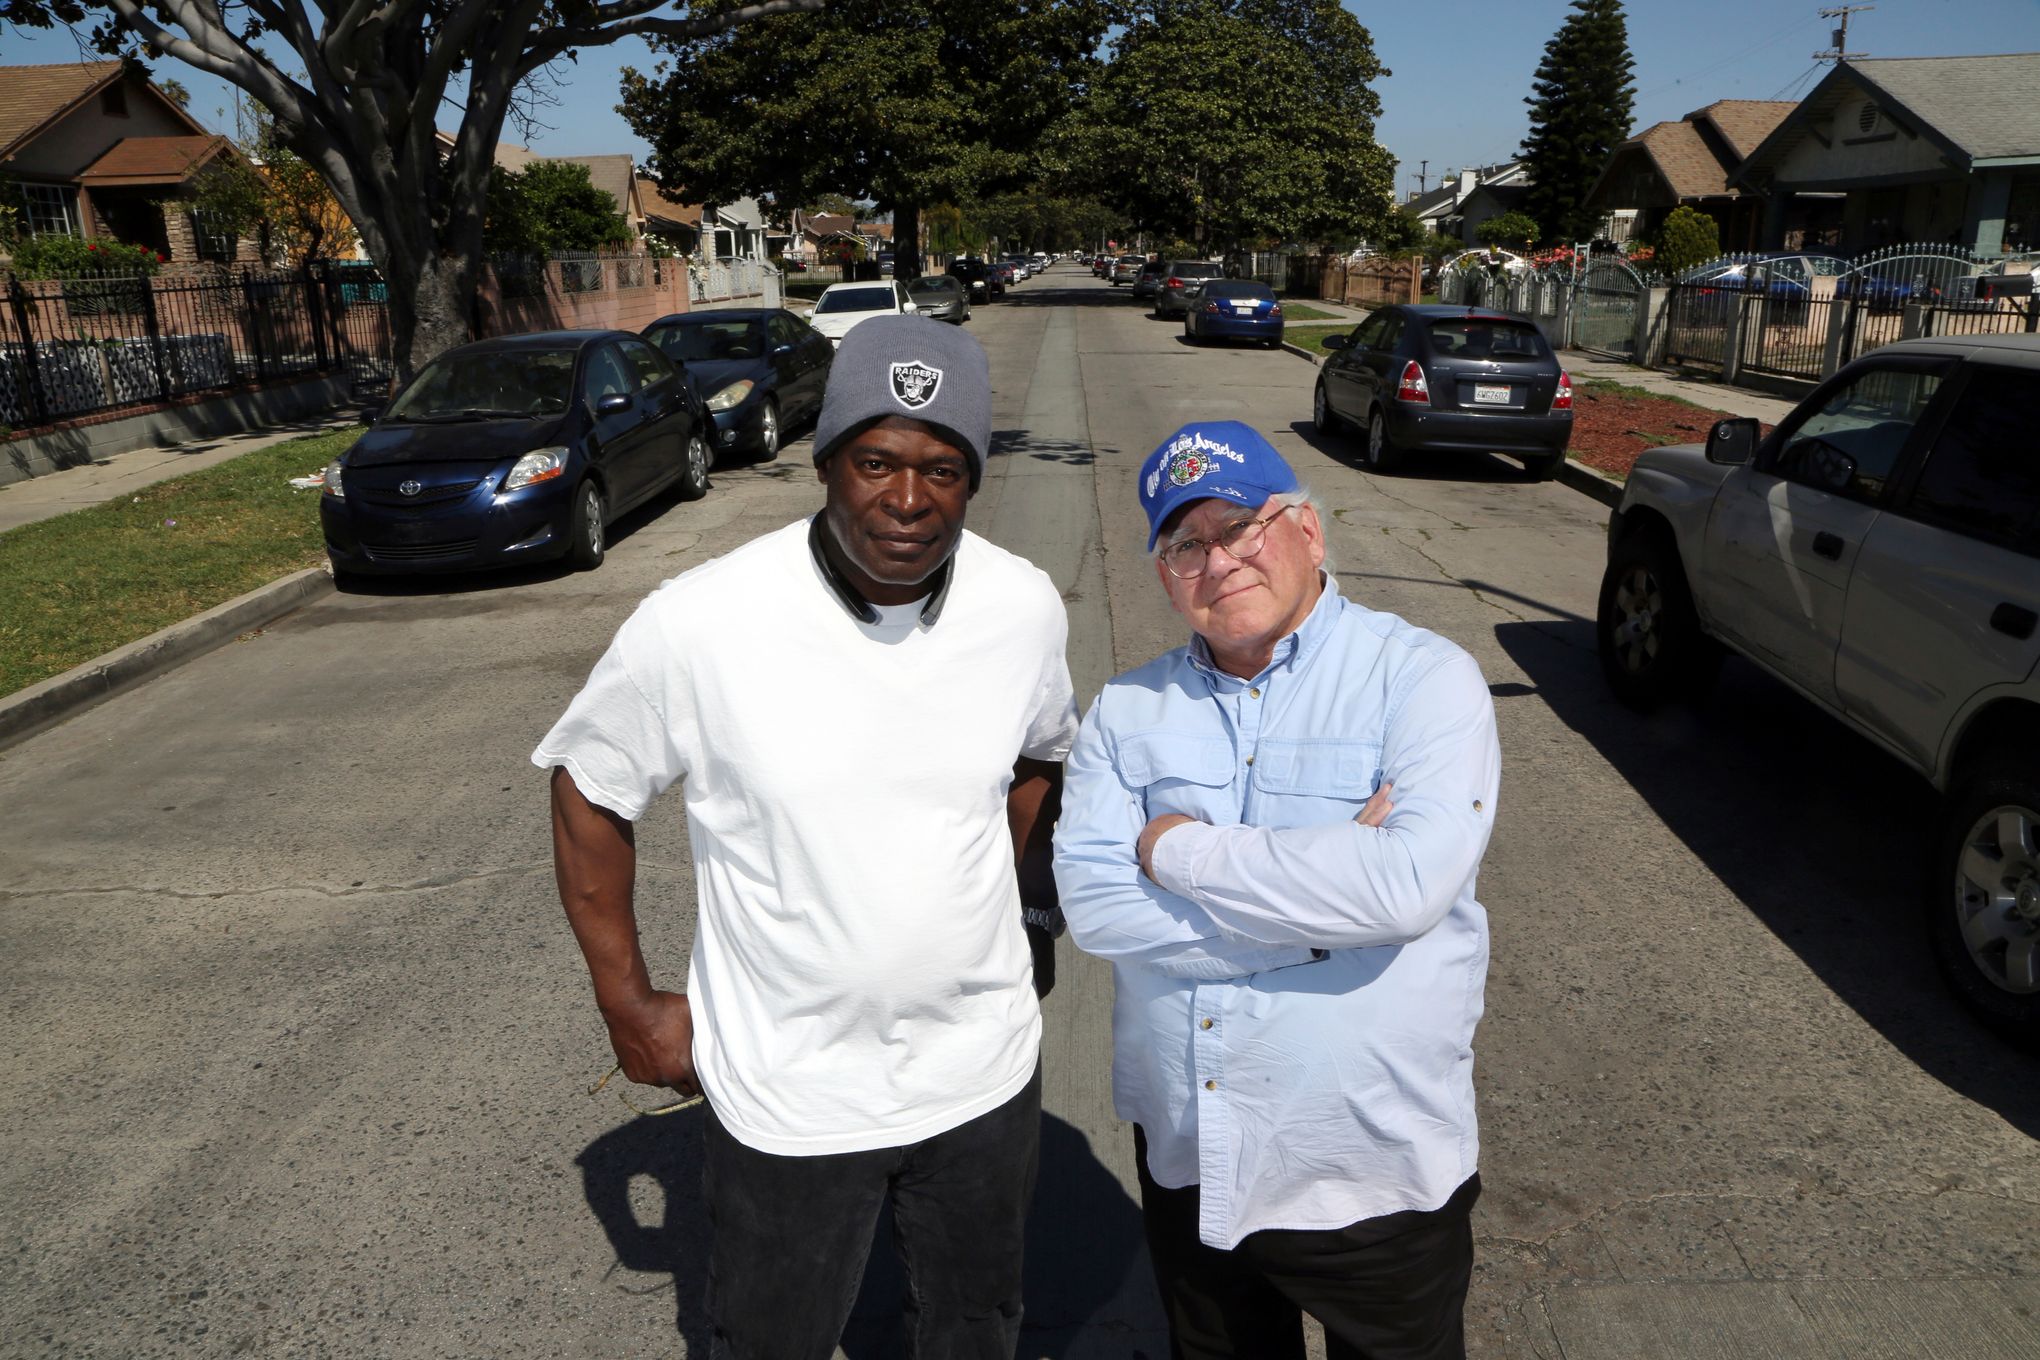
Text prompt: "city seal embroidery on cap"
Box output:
[[889, 359, 943, 410], [1147, 427, 1246, 497]]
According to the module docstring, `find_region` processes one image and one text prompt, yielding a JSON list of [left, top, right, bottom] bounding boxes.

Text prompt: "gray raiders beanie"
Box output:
[[811, 314, 992, 484]]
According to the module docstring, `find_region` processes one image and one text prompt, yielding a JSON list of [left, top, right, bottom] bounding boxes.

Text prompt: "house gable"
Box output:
[[1, 63, 211, 181]]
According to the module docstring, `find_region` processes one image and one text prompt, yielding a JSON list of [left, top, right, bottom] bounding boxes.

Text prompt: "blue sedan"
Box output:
[[642, 308, 833, 463], [319, 330, 710, 577], [1183, 280, 1285, 348]]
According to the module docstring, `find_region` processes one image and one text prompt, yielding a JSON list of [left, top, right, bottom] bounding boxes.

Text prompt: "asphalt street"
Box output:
[[2, 263, 2034, 1360]]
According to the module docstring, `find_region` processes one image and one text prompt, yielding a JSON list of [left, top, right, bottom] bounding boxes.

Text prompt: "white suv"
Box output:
[[1596, 336, 2040, 1040]]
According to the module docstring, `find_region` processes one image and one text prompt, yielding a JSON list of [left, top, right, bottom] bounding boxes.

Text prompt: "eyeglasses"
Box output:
[[1158, 504, 1298, 579], [589, 1063, 704, 1117]]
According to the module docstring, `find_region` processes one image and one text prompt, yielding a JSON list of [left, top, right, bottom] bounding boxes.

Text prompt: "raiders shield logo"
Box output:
[[890, 360, 943, 409]]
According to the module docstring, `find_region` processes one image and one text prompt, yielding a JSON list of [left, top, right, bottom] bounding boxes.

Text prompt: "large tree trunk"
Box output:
[[894, 203, 922, 281], [386, 252, 480, 382]]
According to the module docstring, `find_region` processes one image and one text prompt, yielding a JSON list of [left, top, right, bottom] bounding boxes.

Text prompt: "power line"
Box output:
[[1814, 4, 1873, 64], [1769, 61, 1824, 102], [1635, 13, 1824, 100]]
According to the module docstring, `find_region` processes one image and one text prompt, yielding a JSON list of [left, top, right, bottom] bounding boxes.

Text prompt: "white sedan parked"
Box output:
[[808, 280, 920, 344]]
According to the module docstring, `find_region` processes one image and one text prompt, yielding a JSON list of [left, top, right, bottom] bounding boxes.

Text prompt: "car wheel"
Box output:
[[1522, 450, 1565, 481], [1364, 408, 1406, 473], [1594, 529, 1720, 710], [1312, 380, 1343, 436], [755, 399, 781, 464], [1933, 761, 2040, 1044], [677, 431, 710, 502], [567, 481, 605, 571]]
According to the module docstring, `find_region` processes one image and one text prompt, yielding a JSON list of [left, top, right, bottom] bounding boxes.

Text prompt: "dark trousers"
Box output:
[[1135, 1127, 1480, 1360], [702, 1065, 1042, 1360]]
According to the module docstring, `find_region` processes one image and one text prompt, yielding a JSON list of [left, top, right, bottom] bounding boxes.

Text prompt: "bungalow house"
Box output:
[[1584, 100, 1799, 251], [433, 131, 649, 243], [1729, 53, 2040, 256], [1, 60, 262, 264], [637, 176, 702, 256], [1403, 161, 1531, 245]]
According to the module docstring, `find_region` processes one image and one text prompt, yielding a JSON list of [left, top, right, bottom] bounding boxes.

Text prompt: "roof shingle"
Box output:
[[0, 61, 123, 160]]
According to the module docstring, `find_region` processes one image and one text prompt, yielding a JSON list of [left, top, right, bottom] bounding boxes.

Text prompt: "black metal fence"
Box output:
[[0, 261, 393, 429]]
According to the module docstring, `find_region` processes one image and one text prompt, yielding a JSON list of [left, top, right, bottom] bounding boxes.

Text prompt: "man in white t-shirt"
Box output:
[[533, 315, 1077, 1359]]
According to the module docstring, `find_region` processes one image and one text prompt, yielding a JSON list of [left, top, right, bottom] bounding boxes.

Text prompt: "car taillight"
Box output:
[[1553, 370, 1573, 410], [1395, 360, 1430, 405], [1203, 300, 1222, 313], [1166, 278, 1184, 288], [1270, 303, 1283, 317]]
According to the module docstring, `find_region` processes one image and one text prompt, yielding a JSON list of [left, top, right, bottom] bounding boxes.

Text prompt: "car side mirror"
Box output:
[[1705, 417, 1760, 466], [594, 393, 632, 415], [1322, 334, 1352, 352], [359, 403, 383, 424]]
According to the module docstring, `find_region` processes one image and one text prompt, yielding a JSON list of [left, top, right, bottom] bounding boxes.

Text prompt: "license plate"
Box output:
[[1232, 303, 1258, 315], [1474, 384, 1512, 405]]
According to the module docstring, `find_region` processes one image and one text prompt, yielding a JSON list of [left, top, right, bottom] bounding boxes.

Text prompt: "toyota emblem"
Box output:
[[399, 479, 422, 497]]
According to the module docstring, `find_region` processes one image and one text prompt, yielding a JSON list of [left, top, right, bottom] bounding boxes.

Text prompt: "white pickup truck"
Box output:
[[1595, 335, 2040, 1042]]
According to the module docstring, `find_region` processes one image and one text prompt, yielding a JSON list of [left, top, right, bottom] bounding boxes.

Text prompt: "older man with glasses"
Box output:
[[1054, 421, 1501, 1360]]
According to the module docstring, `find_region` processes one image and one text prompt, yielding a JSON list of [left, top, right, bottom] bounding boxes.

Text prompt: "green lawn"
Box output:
[[0, 427, 358, 699], [1277, 302, 1343, 322], [1283, 324, 1359, 356], [1580, 376, 1713, 411]]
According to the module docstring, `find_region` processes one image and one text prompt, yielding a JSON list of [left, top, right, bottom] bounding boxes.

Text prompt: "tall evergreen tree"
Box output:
[[1519, 0, 1634, 245]]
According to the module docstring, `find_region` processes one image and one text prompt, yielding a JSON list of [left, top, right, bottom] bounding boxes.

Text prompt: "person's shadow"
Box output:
[[576, 1109, 1150, 1356]]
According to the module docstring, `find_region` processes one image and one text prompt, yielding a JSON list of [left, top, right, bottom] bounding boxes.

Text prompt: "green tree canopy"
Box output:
[[1476, 210, 1540, 250], [1654, 205, 1721, 277], [1052, 0, 1394, 252], [1519, 0, 1634, 245], [620, 0, 1113, 280], [486, 161, 633, 256]]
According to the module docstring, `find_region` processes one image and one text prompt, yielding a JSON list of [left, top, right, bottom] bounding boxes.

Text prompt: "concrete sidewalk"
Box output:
[[0, 414, 360, 535], [1566, 353, 1798, 423]]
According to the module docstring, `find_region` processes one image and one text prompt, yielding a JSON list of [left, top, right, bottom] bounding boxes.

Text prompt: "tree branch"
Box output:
[[517, 0, 826, 82]]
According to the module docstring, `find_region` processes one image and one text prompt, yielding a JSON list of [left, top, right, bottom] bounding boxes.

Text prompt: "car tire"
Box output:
[[1364, 408, 1406, 473], [1312, 380, 1344, 437], [567, 481, 605, 571], [1594, 528, 1720, 710], [677, 431, 711, 502], [1523, 450, 1565, 481], [755, 399, 781, 464], [1932, 760, 2040, 1045]]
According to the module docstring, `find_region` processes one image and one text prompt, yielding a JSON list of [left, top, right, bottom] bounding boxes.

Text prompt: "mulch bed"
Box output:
[[1568, 386, 1772, 481]]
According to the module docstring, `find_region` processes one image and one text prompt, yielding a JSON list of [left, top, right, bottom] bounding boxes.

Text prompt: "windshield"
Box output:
[[910, 277, 957, 296], [386, 348, 576, 420], [1204, 281, 1274, 300], [1427, 319, 1547, 359], [645, 320, 766, 363], [816, 287, 895, 315]]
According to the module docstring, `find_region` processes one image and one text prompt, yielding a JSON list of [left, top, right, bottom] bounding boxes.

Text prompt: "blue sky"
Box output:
[[8, 0, 2038, 206]]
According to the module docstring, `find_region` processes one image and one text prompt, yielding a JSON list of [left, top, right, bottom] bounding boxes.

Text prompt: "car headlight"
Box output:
[[322, 458, 345, 497], [503, 446, 569, 492], [706, 379, 755, 413]]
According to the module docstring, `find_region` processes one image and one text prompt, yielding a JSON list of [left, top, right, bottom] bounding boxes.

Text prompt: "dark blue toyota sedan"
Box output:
[[320, 330, 709, 577]]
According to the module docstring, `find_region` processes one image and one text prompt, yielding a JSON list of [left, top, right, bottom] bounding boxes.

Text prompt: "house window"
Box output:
[[100, 82, 129, 117], [22, 184, 79, 237], [191, 210, 238, 262]]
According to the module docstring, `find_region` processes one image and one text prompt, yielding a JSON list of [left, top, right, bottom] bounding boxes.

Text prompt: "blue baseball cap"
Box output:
[[1138, 421, 1300, 550]]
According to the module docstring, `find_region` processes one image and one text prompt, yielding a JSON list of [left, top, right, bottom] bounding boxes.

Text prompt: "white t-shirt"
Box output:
[[532, 519, 1078, 1156]]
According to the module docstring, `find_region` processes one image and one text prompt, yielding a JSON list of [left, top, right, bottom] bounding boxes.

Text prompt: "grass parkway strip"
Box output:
[[0, 428, 359, 700]]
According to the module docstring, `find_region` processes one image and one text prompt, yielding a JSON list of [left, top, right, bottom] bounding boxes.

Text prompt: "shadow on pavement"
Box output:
[[576, 1111, 1149, 1356], [1493, 614, 2040, 1137], [1000, 287, 1153, 310], [993, 428, 1096, 467], [1282, 420, 1534, 484]]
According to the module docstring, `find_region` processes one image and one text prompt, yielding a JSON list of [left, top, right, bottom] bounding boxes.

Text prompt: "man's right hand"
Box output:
[[600, 989, 699, 1098]]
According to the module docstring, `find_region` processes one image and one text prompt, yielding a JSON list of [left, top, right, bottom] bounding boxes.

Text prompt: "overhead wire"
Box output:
[[1634, 13, 1826, 101]]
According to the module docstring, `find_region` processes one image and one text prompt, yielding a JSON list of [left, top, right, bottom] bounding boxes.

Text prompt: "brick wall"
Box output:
[[474, 254, 692, 338]]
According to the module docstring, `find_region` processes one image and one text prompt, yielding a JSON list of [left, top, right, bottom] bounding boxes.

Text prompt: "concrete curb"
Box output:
[[0, 567, 333, 753], [1275, 339, 1626, 508]]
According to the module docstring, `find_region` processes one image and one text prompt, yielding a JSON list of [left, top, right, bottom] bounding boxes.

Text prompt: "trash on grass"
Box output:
[[286, 472, 326, 491]]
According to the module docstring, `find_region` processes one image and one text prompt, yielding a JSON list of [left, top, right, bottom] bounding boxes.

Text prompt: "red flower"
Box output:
[[157, 254, 167, 263], [87, 244, 98, 252]]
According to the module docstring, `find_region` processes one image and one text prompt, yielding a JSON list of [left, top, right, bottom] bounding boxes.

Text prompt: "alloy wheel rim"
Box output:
[[1952, 802, 2040, 994], [1368, 413, 1385, 464], [585, 489, 603, 557], [760, 406, 778, 456], [691, 436, 708, 485], [1610, 565, 1661, 675], [1314, 385, 1327, 428]]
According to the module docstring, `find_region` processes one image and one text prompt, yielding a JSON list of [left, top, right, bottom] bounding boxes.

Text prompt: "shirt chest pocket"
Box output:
[[1251, 738, 1381, 803], [1115, 732, 1234, 818]]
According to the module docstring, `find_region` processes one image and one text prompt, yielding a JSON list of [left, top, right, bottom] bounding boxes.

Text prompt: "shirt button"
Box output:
[[1200, 1018, 1214, 1030], [1244, 756, 1254, 767], [1204, 1080, 1218, 1091], [1249, 686, 1261, 698]]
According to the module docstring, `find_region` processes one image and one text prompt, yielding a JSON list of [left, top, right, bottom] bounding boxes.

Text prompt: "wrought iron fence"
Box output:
[[1, 261, 392, 428], [1573, 258, 1648, 359]]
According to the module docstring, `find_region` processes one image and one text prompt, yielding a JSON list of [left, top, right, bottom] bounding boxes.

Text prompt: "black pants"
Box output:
[[1135, 1127, 1480, 1360], [702, 1065, 1041, 1360]]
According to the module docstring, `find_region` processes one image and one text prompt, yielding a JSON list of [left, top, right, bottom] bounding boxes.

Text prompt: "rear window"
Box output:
[[1171, 263, 1224, 279], [1426, 319, 1547, 359], [816, 287, 895, 315], [1203, 281, 1274, 300]]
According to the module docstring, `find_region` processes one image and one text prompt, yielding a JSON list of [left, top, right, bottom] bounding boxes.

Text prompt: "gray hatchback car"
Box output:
[[1597, 334, 2040, 1041]]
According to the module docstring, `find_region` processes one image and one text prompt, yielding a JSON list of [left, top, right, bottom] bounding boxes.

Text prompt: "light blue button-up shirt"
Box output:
[[1053, 575, 1499, 1249]]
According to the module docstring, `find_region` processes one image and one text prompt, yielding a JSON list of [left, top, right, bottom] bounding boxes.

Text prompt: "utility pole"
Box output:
[[1814, 4, 1872, 64], [1417, 160, 1429, 195]]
